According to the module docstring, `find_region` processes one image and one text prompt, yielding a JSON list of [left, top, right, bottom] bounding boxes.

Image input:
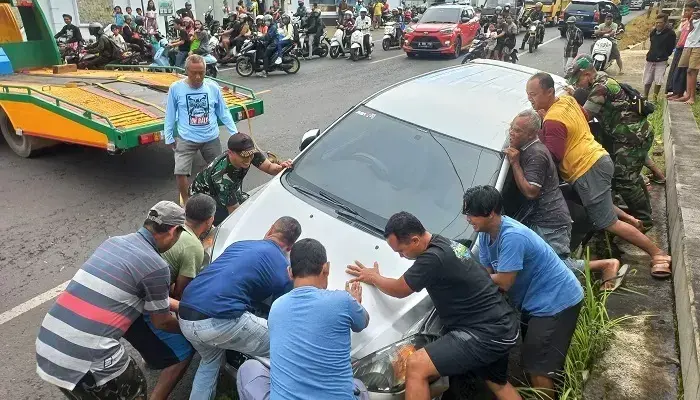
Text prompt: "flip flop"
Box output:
[[651, 255, 672, 279], [601, 264, 630, 292], [650, 177, 666, 184]]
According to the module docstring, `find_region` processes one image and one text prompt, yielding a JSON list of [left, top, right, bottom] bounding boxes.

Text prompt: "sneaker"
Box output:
[[368, 54, 372, 60], [275, 57, 282, 65], [256, 71, 267, 77]]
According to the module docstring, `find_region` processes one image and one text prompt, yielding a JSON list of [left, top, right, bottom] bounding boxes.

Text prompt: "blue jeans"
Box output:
[[276, 39, 291, 59], [175, 50, 189, 68], [179, 312, 270, 400]]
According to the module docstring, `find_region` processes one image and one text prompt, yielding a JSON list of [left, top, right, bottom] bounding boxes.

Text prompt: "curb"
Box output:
[[664, 101, 700, 400]]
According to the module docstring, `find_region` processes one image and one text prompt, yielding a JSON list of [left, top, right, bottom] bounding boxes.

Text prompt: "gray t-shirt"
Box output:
[[518, 139, 571, 228]]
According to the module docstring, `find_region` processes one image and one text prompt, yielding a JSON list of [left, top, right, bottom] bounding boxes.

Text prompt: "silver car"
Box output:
[[212, 60, 568, 399]]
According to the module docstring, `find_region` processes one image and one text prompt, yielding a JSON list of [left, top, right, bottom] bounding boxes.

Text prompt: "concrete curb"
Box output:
[[664, 101, 700, 400]]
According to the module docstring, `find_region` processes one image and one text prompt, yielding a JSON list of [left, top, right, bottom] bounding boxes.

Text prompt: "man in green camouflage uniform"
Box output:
[[566, 55, 653, 230], [190, 133, 293, 224]]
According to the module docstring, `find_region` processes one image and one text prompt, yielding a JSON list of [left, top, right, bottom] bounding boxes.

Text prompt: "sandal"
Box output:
[[650, 255, 672, 279]]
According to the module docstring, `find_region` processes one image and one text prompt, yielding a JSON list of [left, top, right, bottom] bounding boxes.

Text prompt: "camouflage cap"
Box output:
[[564, 54, 594, 85]]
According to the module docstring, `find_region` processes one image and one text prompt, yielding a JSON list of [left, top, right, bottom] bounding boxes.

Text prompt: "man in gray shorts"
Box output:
[[504, 110, 624, 289], [163, 54, 239, 204]]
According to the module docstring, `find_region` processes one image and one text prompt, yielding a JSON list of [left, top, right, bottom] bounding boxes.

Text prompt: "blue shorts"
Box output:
[[123, 314, 194, 369]]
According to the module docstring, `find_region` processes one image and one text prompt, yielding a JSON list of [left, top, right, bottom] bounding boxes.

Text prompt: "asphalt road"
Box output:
[[0, 11, 643, 399]]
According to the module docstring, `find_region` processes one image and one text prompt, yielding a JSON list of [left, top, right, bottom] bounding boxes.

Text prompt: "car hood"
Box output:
[[212, 175, 434, 359], [411, 23, 456, 32]]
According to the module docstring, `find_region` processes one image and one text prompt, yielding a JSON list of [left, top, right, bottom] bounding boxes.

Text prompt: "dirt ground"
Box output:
[[619, 8, 658, 50]]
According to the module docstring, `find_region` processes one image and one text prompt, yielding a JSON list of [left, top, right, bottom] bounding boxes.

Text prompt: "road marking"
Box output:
[[255, 89, 271, 95], [369, 53, 406, 64], [219, 66, 235, 72], [0, 280, 69, 326]]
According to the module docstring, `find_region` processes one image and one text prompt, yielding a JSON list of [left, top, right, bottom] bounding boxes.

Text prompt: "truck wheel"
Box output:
[[0, 108, 56, 158]]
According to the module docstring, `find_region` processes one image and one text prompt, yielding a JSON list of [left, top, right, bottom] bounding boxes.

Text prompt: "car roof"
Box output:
[[430, 3, 473, 9], [364, 60, 567, 152]]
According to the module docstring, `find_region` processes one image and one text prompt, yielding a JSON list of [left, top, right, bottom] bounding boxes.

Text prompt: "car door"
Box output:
[[460, 7, 479, 45]]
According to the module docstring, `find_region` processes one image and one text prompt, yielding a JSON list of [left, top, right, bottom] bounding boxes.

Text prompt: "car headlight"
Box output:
[[352, 334, 438, 393], [439, 27, 454, 34]]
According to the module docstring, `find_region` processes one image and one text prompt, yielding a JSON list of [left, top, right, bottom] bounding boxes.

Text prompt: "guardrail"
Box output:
[[0, 84, 115, 128], [103, 64, 257, 99]]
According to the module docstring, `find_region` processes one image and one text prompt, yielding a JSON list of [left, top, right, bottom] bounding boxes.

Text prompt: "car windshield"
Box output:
[[525, 0, 554, 4], [484, 0, 514, 7], [419, 7, 461, 23], [285, 106, 503, 242], [567, 2, 598, 12]]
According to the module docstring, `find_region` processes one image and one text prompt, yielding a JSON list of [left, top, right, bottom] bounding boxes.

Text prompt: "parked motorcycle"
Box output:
[[349, 29, 373, 61], [296, 27, 330, 58], [234, 35, 301, 77], [592, 29, 624, 71], [461, 33, 488, 63], [526, 19, 544, 53], [330, 24, 350, 58], [382, 21, 403, 51]]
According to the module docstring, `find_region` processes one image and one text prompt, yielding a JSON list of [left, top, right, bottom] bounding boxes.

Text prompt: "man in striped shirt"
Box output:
[[36, 201, 191, 400]]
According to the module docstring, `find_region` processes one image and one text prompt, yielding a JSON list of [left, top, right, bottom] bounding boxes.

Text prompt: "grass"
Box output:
[[519, 249, 633, 400], [647, 97, 666, 173], [618, 8, 658, 49]]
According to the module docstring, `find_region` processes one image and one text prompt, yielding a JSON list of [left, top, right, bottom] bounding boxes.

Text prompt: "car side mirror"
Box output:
[[300, 129, 320, 151], [412, 17, 419, 22]]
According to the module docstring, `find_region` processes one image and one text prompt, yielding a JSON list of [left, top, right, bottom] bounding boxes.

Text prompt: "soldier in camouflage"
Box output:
[[190, 133, 292, 224], [566, 55, 653, 231]]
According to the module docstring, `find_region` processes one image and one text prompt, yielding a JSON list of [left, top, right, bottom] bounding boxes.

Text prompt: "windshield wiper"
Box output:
[[291, 185, 384, 233]]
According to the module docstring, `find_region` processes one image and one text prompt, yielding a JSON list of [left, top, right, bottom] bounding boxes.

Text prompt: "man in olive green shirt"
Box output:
[[162, 194, 217, 299]]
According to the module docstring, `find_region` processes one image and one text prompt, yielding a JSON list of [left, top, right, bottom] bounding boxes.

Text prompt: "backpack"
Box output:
[[619, 82, 656, 117]]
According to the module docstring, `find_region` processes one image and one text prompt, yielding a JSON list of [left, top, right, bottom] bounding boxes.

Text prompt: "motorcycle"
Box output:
[[526, 19, 544, 53], [330, 24, 350, 58], [349, 29, 373, 61], [592, 29, 624, 71], [57, 38, 83, 64], [382, 21, 403, 51], [234, 35, 301, 77], [203, 6, 221, 36], [295, 27, 330, 58], [461, 33, 488, 64]]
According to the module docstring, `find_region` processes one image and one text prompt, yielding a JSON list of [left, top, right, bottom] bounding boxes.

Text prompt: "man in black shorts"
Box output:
[[347, 212, 521, 400]]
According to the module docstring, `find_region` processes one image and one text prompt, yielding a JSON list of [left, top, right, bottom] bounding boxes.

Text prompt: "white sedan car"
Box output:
[[211, 60, 569, 399]]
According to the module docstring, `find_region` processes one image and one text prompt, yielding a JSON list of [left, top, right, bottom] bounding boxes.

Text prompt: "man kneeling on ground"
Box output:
[[237, 238, 371, 400], [178, 216, 302, 400], [504, 109, 626, 290], [347, 211, 522, 400], [464, 185, 584, 399]]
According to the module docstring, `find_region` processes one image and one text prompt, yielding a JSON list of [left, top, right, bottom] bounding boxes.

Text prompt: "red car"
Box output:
[[403, 4, 480, 58]]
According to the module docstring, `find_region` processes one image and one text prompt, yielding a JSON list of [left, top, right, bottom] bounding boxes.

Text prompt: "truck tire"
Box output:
[[0, 108, 56, 158]]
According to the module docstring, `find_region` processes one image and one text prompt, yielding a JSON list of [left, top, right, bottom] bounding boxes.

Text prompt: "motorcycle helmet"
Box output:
[[255, 15, 264, 24], [298, 0, 304, 5], [360, 6, 367, 14], [495, 6, 502, 14], [263, 14, 273, 26], [282, 14, 291, 24], [566, 16, 576, 23], [88, 22, 103, 36], [344, 10, 353, 19]]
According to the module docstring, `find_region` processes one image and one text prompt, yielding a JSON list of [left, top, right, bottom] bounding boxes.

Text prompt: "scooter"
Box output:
[[461, 33, 488, 63], [203, 53, 219, 77], [296, 28, 330, 58], [203, 6, 221, 36], [235, 35, 301, 76], [526, 19, 544, 53], [330, 25, 350, 58], [592, 29, 624, 71], [349, 29, 373, 61], [382, 21, 403, 51]]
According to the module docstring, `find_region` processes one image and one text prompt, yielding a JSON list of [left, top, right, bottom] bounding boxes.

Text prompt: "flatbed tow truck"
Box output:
[[0, 0, 263, 157]]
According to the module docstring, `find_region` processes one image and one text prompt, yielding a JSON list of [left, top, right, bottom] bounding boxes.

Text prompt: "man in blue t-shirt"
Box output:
[[463, 185, 583, 397], [178, 216, 302, 400], [236, 238, 371, 400]]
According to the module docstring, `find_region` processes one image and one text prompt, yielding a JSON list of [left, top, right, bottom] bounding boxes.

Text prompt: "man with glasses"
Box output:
[[189, 133, 292, 224]]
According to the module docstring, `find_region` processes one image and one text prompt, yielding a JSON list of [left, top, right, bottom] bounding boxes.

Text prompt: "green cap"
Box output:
[[564, 54, 594, 85]]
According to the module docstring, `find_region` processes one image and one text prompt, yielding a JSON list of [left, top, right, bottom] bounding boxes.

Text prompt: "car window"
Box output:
[[420, 7, 462, 23], [462, 8, 474, 19], [286, 106, 503, 242], [566, 2, 598, 12]]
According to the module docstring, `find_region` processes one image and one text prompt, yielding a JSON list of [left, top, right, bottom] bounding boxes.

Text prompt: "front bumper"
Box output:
[[403, 36, 456, 54]]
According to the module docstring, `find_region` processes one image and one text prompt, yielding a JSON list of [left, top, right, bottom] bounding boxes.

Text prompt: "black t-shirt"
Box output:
[[178, 28, 191, 51], [402, 235, 516, 337], [517, 139, 571, 228]]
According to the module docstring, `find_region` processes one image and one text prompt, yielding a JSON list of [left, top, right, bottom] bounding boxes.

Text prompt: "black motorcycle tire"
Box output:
[[382, 38, 391, 51], [350, 47, 359, 61], [206, 65, 218, 78], [284, 56, 301, 74], [318, 42, 329, 58], [330, 45, 340, 58], [461, 53, 473, 64], [235, 57, 255, 77], [528, 37, 534, 53]]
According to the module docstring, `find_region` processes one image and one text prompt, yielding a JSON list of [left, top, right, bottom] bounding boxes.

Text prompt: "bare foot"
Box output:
[[667, 93, 680, 100], [685, 98, 695, 105], [600, 259, 621, 291], [673, 95, 691, 102]]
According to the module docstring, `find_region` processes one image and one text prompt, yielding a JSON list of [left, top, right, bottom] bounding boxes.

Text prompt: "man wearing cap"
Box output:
[[563, 16, 583, 69], [164, 53, 237, 207], [189, 133, 293, 225], [179, 216, 302, 400], [566, 55, 655, 234], [54, 14, 83, 44], [593, 13, 623, 73], [526, 72, 672, 279], [36, 201, 194, 400]]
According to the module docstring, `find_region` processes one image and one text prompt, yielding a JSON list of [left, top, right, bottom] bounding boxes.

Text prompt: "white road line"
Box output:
[[218, 66, 235, 72], [0, 280, 69, 326], [369, 53, 406, 64]]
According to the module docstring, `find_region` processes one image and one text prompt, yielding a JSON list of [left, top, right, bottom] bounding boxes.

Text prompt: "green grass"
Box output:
[[646, 97, 666, 174], [519, 249, 633, 400], [691, 95, 700, 128]]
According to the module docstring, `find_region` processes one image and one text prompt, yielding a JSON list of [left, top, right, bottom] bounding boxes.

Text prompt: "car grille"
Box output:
[[410, 35, 441, 49]]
